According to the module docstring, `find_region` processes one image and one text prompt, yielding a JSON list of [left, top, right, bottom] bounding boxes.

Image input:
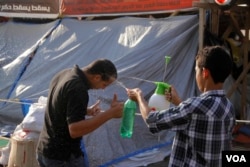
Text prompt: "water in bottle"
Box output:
[[120, 99, 137, 138]]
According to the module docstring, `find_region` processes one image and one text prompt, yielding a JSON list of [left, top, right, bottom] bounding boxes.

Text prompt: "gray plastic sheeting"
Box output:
[[0, 15, 199, 166]]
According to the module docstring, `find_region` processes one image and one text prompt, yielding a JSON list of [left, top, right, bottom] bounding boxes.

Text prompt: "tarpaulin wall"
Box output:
[[0, 15, 199, 166]]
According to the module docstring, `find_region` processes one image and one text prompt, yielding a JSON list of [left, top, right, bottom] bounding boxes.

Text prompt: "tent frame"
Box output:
[[194, 0, 250, 120]]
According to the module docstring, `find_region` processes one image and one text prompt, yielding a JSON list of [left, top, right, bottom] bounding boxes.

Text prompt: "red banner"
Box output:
[[62, 0, 198, 16], [0, 0, 198, 18], [0, 0, 59, 18]]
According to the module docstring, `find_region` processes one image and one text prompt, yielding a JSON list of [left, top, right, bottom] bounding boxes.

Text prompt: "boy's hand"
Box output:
[[127, 88, 142, 102], [165, 85, 182, 106]]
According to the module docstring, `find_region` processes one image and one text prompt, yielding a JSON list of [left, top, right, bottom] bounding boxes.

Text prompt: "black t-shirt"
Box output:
[[37, 65, 90, 160]]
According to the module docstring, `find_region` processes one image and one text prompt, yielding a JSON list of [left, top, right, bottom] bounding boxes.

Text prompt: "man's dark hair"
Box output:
[[196, 46, 233, 83], [86, 59, 117, 81]]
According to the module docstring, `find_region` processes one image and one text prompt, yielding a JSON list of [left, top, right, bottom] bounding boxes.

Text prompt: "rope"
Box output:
[[0, 98, 45, 106], [236, 120, 250, 124]]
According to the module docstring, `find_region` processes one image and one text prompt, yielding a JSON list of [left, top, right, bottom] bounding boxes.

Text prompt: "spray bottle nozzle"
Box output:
[[165, 56, 171, 64], [154, 82, 170, 95]]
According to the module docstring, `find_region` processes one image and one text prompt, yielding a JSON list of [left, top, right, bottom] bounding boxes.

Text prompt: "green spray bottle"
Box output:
[[148, 56, 171, 111]]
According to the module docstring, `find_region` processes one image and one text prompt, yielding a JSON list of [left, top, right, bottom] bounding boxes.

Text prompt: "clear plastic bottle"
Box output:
[[120, 99, 137, 138]]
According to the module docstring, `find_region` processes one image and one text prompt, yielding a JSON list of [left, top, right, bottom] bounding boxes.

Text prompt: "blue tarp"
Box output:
[[0, 15, 200, 166]]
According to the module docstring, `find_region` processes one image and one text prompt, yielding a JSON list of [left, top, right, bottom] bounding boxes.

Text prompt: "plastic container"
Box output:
[[120, 99, 137, 138], [8, 135, 39, 167], [148, 82, 170, 111]]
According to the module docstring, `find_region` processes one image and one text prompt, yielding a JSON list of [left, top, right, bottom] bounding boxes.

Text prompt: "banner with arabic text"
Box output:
[[0, 0, 59, 18]]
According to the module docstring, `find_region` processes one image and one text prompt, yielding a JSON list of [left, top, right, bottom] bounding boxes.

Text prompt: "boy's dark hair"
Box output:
[[196, 46, 233, 83], [86, 59, 117, 81]]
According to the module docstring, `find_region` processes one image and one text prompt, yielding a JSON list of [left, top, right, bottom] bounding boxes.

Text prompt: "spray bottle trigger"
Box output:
[[167, 86, 171, 93]]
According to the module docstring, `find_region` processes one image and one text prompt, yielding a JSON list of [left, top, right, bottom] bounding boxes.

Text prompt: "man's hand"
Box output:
[[87, 100, 101, 116], [109, 94, 124, 118]]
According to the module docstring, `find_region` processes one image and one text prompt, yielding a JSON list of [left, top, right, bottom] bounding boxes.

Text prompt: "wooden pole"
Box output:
[[240, 11, 249, 120], [227, 62, 250, 98], [198, 0, 206, 50]]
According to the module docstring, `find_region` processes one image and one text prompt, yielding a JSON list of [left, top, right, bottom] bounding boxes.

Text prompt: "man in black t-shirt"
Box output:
[[36, 59, 123, 167]]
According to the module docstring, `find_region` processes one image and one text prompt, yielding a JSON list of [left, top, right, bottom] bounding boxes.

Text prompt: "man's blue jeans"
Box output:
[[37, 152, 85, 167]]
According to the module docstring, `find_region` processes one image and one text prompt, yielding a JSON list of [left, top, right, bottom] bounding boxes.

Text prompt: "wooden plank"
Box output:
[[211, 8, 220, 35], [193, 2, 218, 9], [240, 11, 250, 120], [227, 62, 250, 98], [222, 25, 233, 39], [198, 7, 205, 50], [229, 13, 245, 39]]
